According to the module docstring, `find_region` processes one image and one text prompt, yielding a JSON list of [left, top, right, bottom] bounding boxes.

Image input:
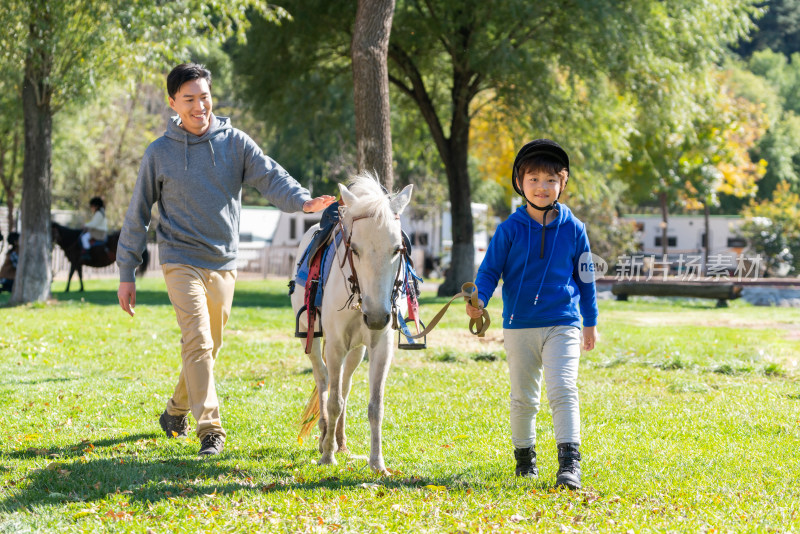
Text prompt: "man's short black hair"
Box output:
[[89, 196, 105, 210], [167, 63, 212, 99]]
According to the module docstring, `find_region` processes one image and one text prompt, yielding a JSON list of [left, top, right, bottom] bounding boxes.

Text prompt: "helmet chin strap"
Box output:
[[523, 194, 558, 259]]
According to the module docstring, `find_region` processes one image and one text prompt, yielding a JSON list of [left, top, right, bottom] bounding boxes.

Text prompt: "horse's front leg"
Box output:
[[319, 340, 345, 466], [77, 264, 84, 292], [367, 333, 394, 475], [65, 264, 75, 292], [336, 345, 366, 454]]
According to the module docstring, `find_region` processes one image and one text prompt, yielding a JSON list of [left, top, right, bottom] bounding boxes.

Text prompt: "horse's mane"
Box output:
[[343, 172, 395, 228]]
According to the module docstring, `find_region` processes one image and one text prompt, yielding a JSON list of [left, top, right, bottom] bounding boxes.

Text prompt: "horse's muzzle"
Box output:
[[363, 313, 390, 330]]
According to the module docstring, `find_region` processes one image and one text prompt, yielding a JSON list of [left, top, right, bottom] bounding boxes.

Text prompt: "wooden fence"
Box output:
[[51, 244, 297, 280]]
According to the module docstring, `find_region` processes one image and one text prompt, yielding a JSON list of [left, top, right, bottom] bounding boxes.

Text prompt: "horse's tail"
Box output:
[[296, 384, 320, 444]]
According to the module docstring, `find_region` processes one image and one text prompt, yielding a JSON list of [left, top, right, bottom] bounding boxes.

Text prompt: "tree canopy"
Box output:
[[233, 0, 762, 291]]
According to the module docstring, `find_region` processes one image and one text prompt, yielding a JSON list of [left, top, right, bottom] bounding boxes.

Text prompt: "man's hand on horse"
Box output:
[[465, 299, 485, 319], [118, 281, 136, 317], [303, 195, 336, 213]]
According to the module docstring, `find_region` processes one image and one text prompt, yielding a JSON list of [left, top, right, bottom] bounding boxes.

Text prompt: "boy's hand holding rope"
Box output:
[[405, 282, 490, 339]]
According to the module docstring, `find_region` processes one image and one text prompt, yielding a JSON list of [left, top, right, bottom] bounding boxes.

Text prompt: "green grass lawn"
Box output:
[[1, 277, 799, 532]]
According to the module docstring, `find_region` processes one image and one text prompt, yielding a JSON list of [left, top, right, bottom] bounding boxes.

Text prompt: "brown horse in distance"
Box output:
[[51, 222, 149, 292]]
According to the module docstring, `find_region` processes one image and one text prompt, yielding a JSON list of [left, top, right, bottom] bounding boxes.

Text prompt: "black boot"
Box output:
[[555, 442, 581, 490], [514, 446, 539, 477]]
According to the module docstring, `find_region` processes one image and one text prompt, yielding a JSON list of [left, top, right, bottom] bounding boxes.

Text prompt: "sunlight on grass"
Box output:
[[1, 278, 799, 531]]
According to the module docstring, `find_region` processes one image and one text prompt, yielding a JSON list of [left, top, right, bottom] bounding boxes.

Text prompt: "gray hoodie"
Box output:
[[117, 115, 312, 282]]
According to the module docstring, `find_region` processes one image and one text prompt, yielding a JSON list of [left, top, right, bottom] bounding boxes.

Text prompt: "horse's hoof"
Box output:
[[370, 465, 390, 476], [369, 459, 388, 475], [336, 445, 350, 455], [318, 454, 337, 466]]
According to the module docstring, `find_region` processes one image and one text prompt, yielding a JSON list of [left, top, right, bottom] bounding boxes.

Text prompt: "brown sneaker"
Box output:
[[198, 433, 224, 456], [159, 410, 189, 438]]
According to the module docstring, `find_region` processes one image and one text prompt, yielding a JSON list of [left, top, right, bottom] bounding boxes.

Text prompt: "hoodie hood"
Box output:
[[166, 114, 232, 170]]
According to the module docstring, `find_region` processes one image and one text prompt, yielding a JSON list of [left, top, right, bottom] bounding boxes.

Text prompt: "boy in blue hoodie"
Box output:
[[466, 139, 598, 490]]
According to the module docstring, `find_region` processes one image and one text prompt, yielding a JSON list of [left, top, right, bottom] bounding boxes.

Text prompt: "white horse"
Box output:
[[291, 173, 413, 474]]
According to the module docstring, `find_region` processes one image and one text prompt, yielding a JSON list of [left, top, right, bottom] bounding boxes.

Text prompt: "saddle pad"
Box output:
[[295, 232, 342, 288]]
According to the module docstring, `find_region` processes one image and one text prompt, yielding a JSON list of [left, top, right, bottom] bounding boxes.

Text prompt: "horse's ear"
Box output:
[[338, 183, 358, 207], [390, 184, 413, 215]]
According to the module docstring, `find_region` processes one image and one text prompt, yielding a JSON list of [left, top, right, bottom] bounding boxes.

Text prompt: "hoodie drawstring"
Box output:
[[534, 219, 561, 307], [208, 140, 216, 166], [509, 219, 533, 325], [539, 206, 553, 258], [183, 134, 188, 171], [509, 213, 561, 324]]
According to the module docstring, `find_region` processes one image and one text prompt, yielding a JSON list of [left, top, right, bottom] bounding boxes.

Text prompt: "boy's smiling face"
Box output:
[[519, 169, 565, 209]]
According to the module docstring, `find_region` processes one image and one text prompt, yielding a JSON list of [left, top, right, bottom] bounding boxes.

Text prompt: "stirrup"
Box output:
[[294, 305, 323, 338], [397, 318, 426, 350]]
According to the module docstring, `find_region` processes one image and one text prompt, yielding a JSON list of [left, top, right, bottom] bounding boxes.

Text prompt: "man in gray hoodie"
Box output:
[[116, 63, 335, 456]]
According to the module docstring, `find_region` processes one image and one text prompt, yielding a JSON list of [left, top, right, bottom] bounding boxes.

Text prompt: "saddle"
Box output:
[[290, 203, 341, 353]]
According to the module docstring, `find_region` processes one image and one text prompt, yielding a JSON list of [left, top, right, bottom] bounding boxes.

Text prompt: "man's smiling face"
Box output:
[[169, 78, 213, 136]]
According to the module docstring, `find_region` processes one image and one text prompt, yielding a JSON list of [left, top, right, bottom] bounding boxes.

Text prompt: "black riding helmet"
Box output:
[[512, 139, 570, 258], [511, 138, 570, 199]]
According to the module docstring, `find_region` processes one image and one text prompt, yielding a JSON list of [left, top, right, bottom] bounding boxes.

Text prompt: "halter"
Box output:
[[334, 206, 408, 321]]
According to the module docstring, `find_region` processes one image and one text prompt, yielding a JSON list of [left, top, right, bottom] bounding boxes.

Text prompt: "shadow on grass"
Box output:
[[0, 435, 495, 513], [0, 376, 82, 387], [24, 285, 295, 309]]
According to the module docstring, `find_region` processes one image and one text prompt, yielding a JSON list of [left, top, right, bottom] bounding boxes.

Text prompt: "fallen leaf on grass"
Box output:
[[72, 509, 96, 519]]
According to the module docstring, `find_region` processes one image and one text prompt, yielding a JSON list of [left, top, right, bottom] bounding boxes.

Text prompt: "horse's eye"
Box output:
[[352, 249, 359, 257], [393, 247, 402, 256]]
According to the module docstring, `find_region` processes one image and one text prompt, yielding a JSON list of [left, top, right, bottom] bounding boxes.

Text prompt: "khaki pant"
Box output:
[[162, 263, 237, 440]]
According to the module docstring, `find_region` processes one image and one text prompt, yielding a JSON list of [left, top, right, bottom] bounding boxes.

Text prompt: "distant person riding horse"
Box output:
[[81, 197, 108, 261], [51, 222, 148, 292], [0, 231, 19, 293]]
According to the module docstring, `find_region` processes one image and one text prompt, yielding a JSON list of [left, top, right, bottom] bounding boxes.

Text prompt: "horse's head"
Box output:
[[51, 222, 61, 246], [339, 174, 413, 330]]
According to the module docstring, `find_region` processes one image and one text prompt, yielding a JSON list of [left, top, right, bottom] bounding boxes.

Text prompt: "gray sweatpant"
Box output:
[[503, 326, 581, 448]]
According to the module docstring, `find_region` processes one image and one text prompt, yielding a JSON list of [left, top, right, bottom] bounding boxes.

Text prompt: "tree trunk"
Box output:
[[437, 78, 474, 297], [11, 63, 53, 304], [386, 31, 476, 297], [0, 129, 20, 233], [659, 191, 668, 258], [703, 200, 710, 276], [352, 0, 395, 191], [438, 135, 475, 296]]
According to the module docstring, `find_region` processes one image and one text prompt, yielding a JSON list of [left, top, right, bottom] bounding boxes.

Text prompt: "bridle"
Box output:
[[330, 203, 490, 340], [334, 207, 409, 325]]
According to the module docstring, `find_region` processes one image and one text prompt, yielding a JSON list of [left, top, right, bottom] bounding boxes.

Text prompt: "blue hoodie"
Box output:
[[475, 204, 598, 329]]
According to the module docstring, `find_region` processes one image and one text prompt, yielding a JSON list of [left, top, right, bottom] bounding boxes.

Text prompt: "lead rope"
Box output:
[[401, 282, 490, 339]]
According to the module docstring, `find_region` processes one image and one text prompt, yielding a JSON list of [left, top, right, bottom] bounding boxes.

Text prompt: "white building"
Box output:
[[237, 202, 490, 277], [622, 213, 747, 262]]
